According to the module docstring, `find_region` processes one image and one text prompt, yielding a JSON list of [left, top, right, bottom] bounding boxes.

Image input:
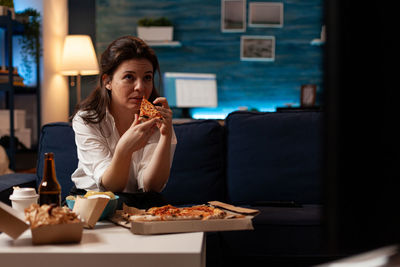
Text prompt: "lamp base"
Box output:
[[76, 74, 81, 103]]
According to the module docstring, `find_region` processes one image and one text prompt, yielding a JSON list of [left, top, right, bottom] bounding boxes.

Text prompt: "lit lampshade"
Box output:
[[60, 35, 99, 103], [60, 35, 99, 75]]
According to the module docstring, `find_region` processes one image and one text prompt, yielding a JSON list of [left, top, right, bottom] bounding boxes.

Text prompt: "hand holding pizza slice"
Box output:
[[139, 97, 163, 123]]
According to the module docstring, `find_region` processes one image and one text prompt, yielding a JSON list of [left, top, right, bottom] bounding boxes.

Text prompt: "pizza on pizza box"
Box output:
[[110, 201, 259, 235]]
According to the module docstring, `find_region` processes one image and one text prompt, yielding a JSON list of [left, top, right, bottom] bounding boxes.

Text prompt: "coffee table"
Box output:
[[0, 221, 205, 267]]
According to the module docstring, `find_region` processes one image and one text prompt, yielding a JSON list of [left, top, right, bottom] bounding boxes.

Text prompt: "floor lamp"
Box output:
[[60, 35, 99, 103]]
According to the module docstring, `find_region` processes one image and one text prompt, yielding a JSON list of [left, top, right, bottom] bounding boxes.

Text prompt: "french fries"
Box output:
[[25, 204, 80, 228]]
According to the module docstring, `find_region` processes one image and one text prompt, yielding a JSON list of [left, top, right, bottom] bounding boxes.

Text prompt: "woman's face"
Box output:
[[106, 58, 154, 113]]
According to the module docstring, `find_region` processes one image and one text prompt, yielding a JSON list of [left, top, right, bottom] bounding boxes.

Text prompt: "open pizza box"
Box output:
[[110, 201, 260, 235]]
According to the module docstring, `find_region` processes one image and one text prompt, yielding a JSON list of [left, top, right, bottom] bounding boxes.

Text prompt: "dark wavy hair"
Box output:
[[71, 36, 160, 124]]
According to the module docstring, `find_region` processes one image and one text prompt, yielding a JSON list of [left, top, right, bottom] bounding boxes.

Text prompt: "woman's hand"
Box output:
[[153, 97, 173, 137], [117, 114, 157, 154]]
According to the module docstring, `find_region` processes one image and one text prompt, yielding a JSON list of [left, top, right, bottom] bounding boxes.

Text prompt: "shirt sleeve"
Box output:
[[72, 114, 113, 190], [136, 128, 178, 191]]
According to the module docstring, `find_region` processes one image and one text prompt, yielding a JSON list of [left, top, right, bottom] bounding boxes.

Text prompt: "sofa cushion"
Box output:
[[0, 173, 37, 205], [226, 111, 322, 205], [253, 205, 321, 226], [36, 122, 77, 201], [219, 205, 324, 266], [162, 120, 226, 205]]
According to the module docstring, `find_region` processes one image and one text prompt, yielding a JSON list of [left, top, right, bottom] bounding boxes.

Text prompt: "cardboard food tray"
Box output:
[[0, 202, 29, 240], [30, 222, 83, 245], [110, 201, 259, 235], [72, 196, 109, 229], [0, 202, 83, 245]]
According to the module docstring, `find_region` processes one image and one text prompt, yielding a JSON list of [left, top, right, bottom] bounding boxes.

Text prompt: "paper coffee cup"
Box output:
[[9, 187, 39, 213]]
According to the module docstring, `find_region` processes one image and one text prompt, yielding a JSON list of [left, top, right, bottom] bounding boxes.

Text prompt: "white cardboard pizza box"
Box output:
[[110, 201, 259, 235], [0, 202, 83, 244], [130, 215, 255, 235]]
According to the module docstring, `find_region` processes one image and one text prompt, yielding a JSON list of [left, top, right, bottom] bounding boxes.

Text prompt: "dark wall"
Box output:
[[323, 0, 400, 255], [68, 0, 97, 116], [68, 0, 96, 41]]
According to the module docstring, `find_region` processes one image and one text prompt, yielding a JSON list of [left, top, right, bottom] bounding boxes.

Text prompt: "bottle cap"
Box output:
[[44, 152, 54, 158]]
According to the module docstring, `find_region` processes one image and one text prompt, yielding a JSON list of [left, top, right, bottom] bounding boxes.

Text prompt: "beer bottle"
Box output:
[[39, 152, 61, 206]]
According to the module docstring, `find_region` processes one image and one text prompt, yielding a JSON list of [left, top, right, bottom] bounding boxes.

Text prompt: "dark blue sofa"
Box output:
[[0, 111, 329, 266]]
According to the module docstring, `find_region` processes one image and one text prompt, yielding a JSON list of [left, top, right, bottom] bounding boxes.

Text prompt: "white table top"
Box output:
[[0, 221, 205, 267]]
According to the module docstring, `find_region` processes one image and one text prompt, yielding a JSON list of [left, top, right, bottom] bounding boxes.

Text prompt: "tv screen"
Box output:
[[163, 72, 218, 108]]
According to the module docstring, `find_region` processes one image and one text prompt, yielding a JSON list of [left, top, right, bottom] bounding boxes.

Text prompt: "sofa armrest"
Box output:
[[0, 173, 37, 205]]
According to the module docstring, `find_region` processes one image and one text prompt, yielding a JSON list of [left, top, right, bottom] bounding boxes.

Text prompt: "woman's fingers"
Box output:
[[132, 113, 140, 127], [152, 97, 173, 123], [153, 97, 170, 109], [156, 107, 172, 120], [138, 118, 157, 130]]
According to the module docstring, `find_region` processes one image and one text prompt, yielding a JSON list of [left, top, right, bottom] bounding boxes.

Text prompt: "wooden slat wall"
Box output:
[[96, 0, 323, 117]]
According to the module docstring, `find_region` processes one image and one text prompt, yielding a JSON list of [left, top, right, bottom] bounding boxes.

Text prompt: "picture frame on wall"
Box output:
[[221, 0, 246, 32], [240, 36, 275, 62], [248, 2, 284, 28], [300, 84, 317, 107]]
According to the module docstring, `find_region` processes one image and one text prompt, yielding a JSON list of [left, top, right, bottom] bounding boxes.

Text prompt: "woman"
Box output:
[[70, 36, 177, 208]]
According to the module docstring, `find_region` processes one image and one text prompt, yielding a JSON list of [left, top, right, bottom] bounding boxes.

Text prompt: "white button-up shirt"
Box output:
[[71, 110, 177, 193]]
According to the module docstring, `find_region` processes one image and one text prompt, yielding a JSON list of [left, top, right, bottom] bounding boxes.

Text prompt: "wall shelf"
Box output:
[[0, 84, 37, 94], [0, 13, 41, 170], [311, 25, 325, 46], [0, 16, 24, 34], [14, 86, 38, 94], [310, 39, 324, 46]]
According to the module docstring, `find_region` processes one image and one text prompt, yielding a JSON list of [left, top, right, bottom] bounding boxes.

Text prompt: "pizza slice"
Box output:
[[181, 205, 227, 220], [139, 97, 163, 122], [121, 204, 228, 222], [145, 204, 226, 221]]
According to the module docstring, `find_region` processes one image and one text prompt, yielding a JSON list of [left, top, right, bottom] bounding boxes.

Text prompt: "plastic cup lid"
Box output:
[[9, 187, 38, 200]]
